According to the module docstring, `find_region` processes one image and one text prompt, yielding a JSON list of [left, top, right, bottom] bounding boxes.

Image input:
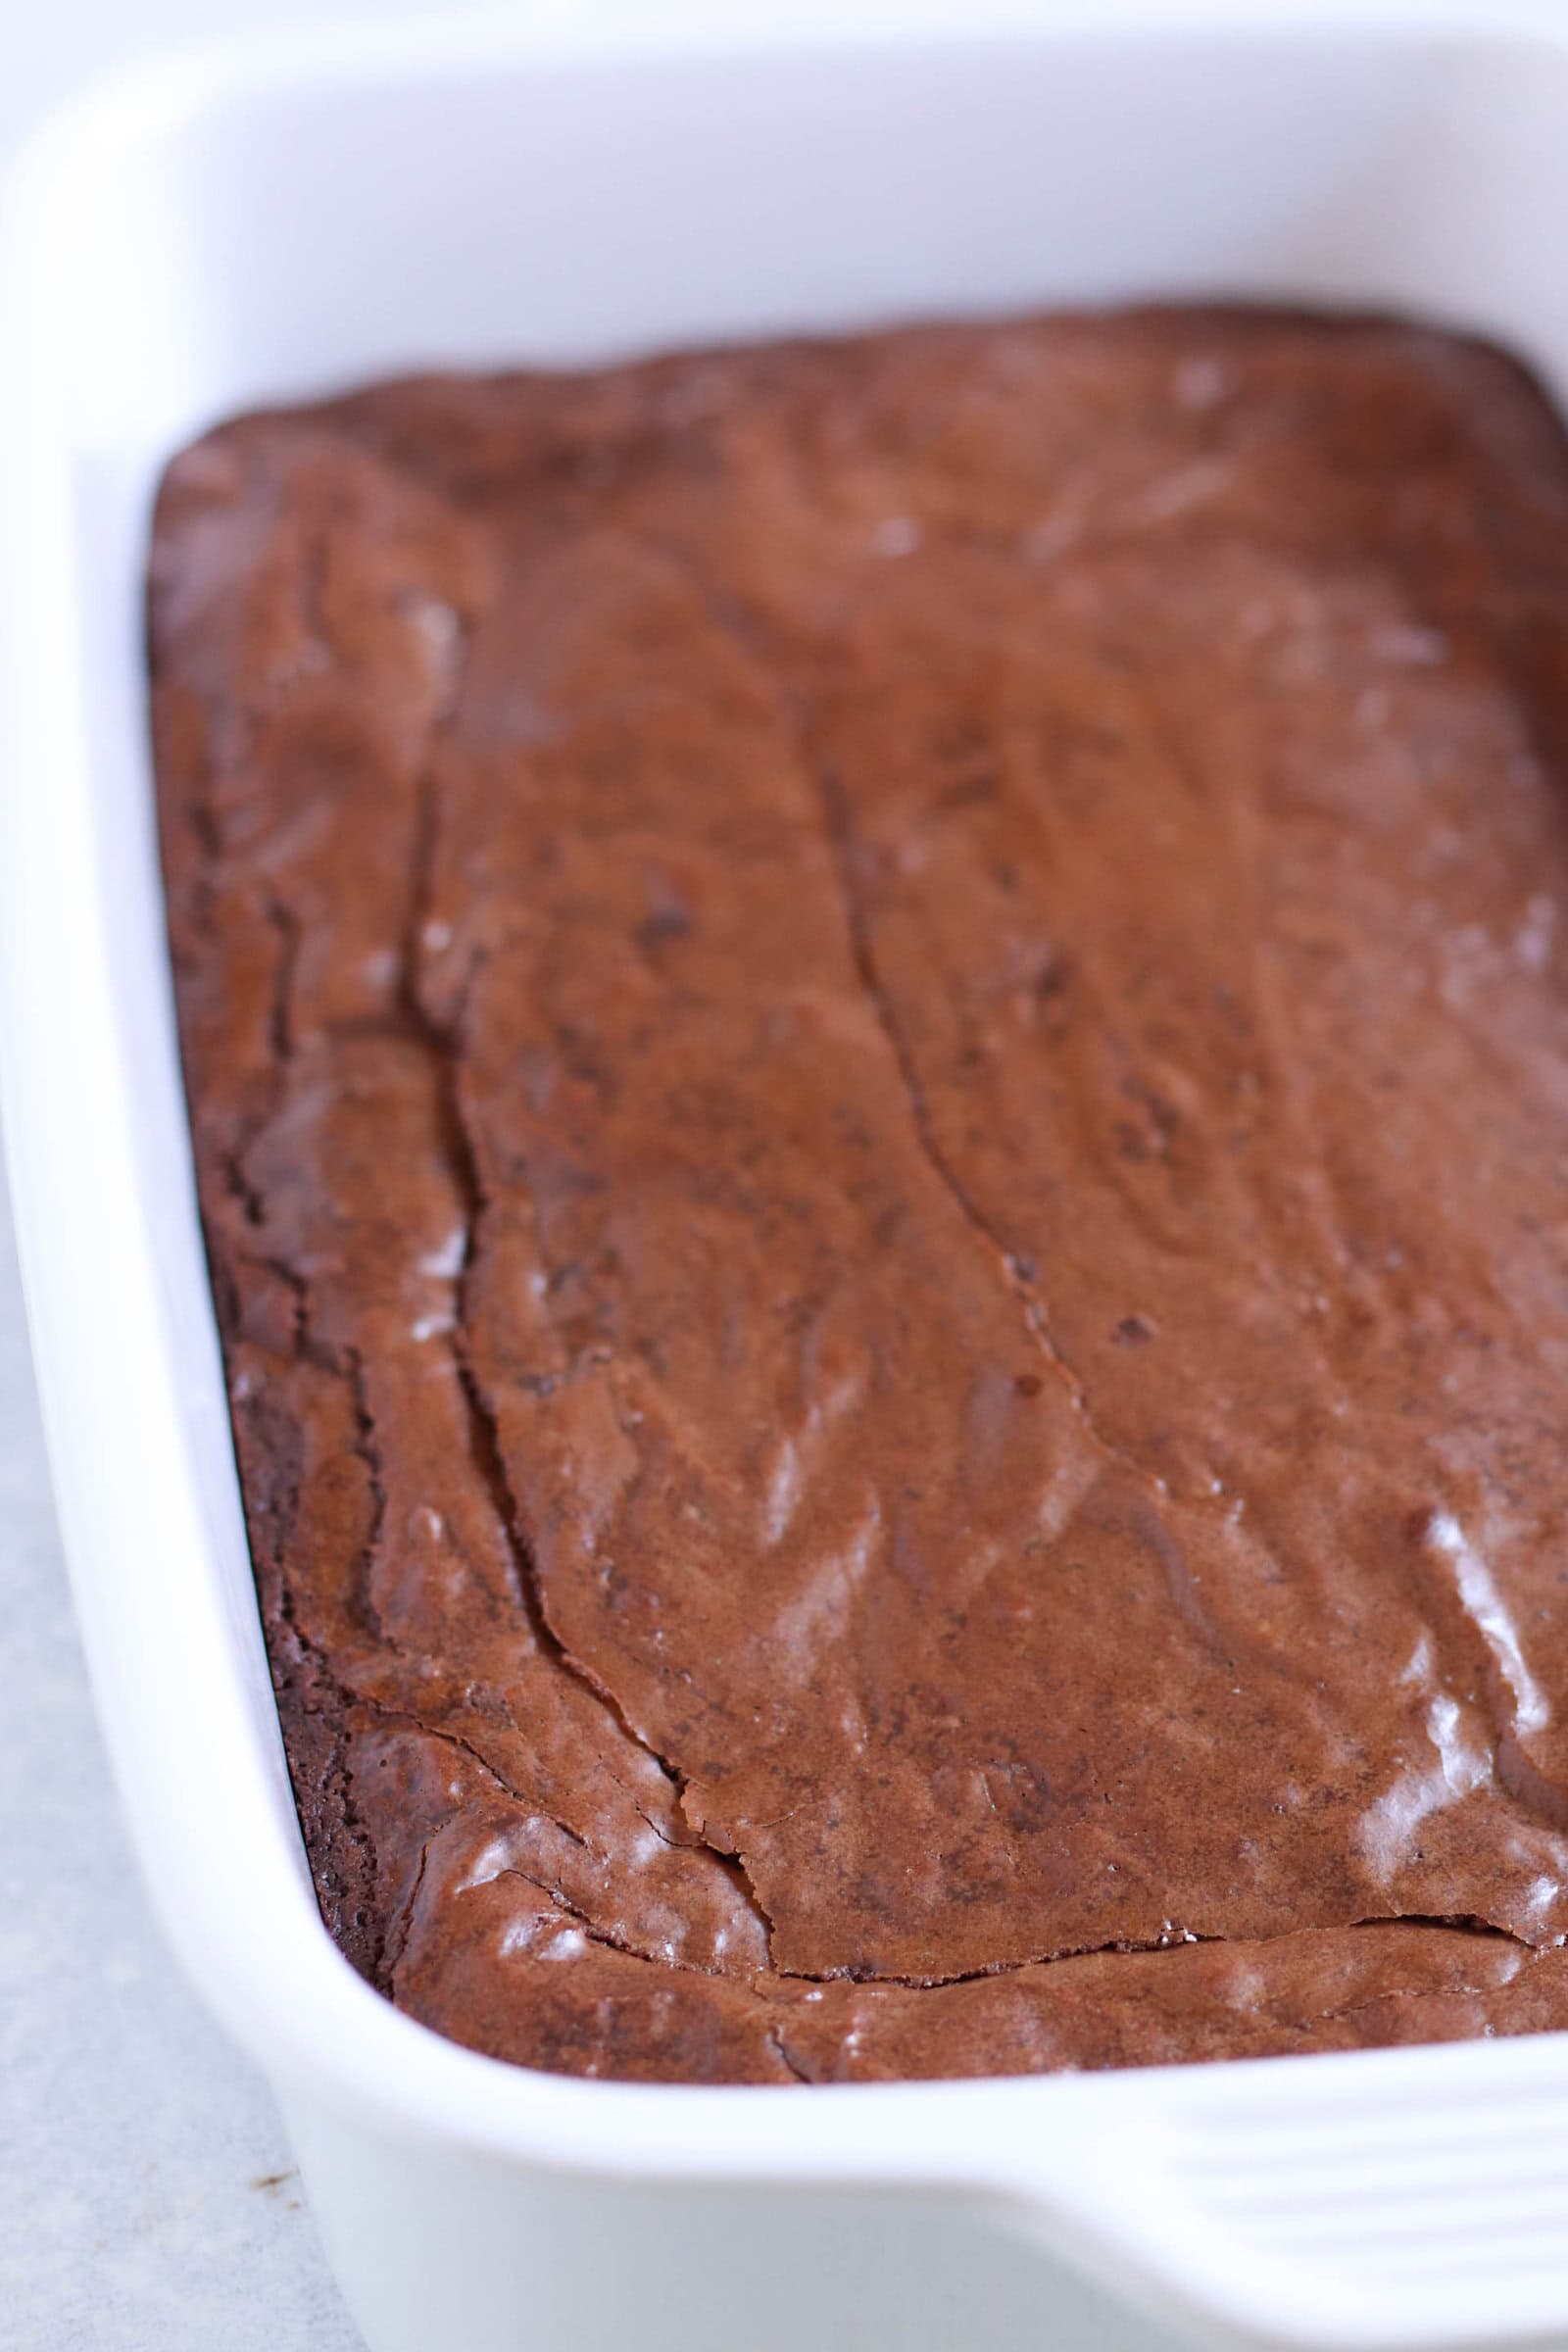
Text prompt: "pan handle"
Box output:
[[977, 2036, 1568, 2350]]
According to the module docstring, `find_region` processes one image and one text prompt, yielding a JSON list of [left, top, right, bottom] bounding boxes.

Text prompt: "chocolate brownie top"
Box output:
[[150, 309, 1568, 2081]]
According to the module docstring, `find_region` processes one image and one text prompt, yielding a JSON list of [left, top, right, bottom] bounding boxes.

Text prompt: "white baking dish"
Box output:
[[7, 3, 1568, 2345]]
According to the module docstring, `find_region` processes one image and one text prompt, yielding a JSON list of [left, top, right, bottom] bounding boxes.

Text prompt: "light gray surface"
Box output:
[[0, 1134, 365, 2349]]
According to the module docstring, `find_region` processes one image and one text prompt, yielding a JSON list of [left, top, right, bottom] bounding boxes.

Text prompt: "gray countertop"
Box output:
[[0, 1140, 363, 2349]]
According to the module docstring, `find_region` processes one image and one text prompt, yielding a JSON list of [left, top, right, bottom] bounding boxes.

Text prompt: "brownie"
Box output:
[[149, 309, 1568, 2082]]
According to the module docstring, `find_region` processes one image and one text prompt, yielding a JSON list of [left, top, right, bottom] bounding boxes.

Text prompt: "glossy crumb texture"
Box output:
[[150, 308, 1568, 2082]]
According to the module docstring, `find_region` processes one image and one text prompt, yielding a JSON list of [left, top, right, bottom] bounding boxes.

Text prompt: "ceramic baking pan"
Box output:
[[6, 6, 1568, 2344]]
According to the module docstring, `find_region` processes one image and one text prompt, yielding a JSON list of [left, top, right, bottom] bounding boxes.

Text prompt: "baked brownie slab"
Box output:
[[150, 309, 1568, 2080]]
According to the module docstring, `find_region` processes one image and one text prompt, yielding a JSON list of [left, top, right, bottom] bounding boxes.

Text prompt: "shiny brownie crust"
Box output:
[[151, 310, 1568, 2081]]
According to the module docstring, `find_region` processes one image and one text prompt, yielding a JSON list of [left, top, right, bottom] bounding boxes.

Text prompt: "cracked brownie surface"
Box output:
[[150, 308, 1568, 2081]]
